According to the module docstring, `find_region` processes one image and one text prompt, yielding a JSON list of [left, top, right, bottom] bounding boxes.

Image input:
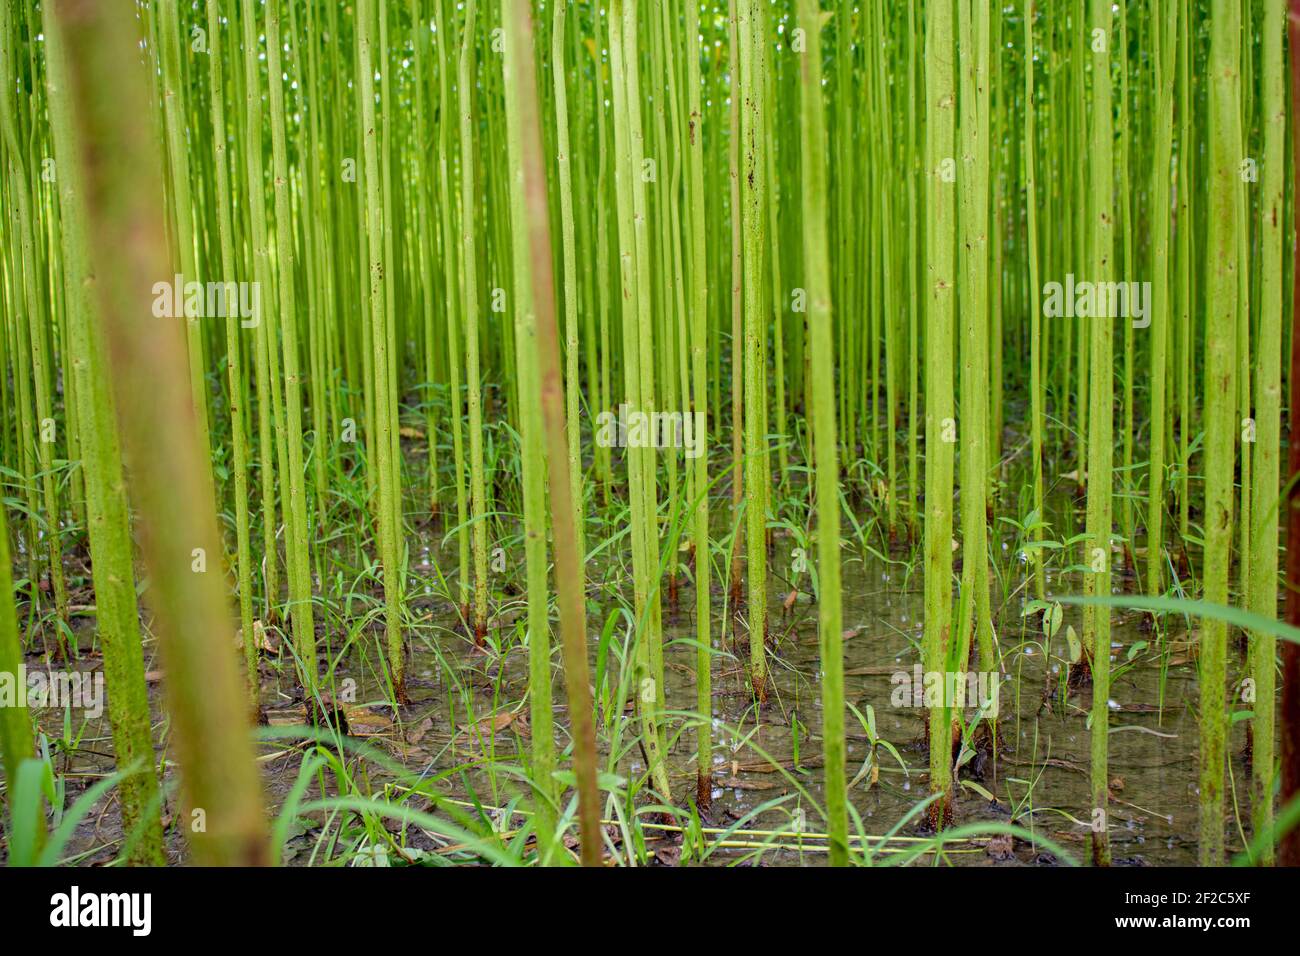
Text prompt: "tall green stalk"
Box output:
[[43, 2, 164, 865], [502, 0, 557, 857], [434, 0, 471, 624], [609, 0, 671, 804], [239, 0, 281, 630], [1248, 0, 1285, 866], [924, 0, 957, 830], [157, 1, 214, 492], [459, 0, 490, 643], [0, 435, 36, 836], [501, 0, 600, 866], [738, 0, 768, 703], [264, 0, 314, 681], [552, 0, 584, 565], [1084, 0, 1115, 868], [52, 0, 266, 864], [0, 1, 68, 638], [685, 0, 713, 810], [1024, 0, 1045, 601], [956, 0, 992, 689], [1200, 0, 1242, 867], [357, 0, 406, 702], [798, 0, 845, 866], [1147, 0, 1178, 600], [205, 0, 256, 712]]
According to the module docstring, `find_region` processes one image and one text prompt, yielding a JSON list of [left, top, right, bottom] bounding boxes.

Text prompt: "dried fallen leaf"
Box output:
[[253, 620, 279, 653], [463, 710, 518, 737], [232, 620, 279, 654]]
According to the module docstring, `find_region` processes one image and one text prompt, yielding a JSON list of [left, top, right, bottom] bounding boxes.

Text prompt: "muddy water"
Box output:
[[309, 539, 1244, 866], [18, 531, 1248, 866], [656, 552, 1225, 867]]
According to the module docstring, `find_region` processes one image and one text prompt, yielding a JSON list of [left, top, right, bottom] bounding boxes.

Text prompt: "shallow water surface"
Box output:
[[27, 529, 1246, 866]]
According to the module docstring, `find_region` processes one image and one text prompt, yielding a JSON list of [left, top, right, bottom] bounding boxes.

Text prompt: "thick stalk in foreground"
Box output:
[[502, 0, 557, 859], [43, 4, 164, 865], [501, 0, 601, 868], [1248, 0, 1284, 866], [1200, 0, 1241, 867], [923, 0, 957, 830], [51, 0, 266, 865], [797, 0, 845, 866]]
